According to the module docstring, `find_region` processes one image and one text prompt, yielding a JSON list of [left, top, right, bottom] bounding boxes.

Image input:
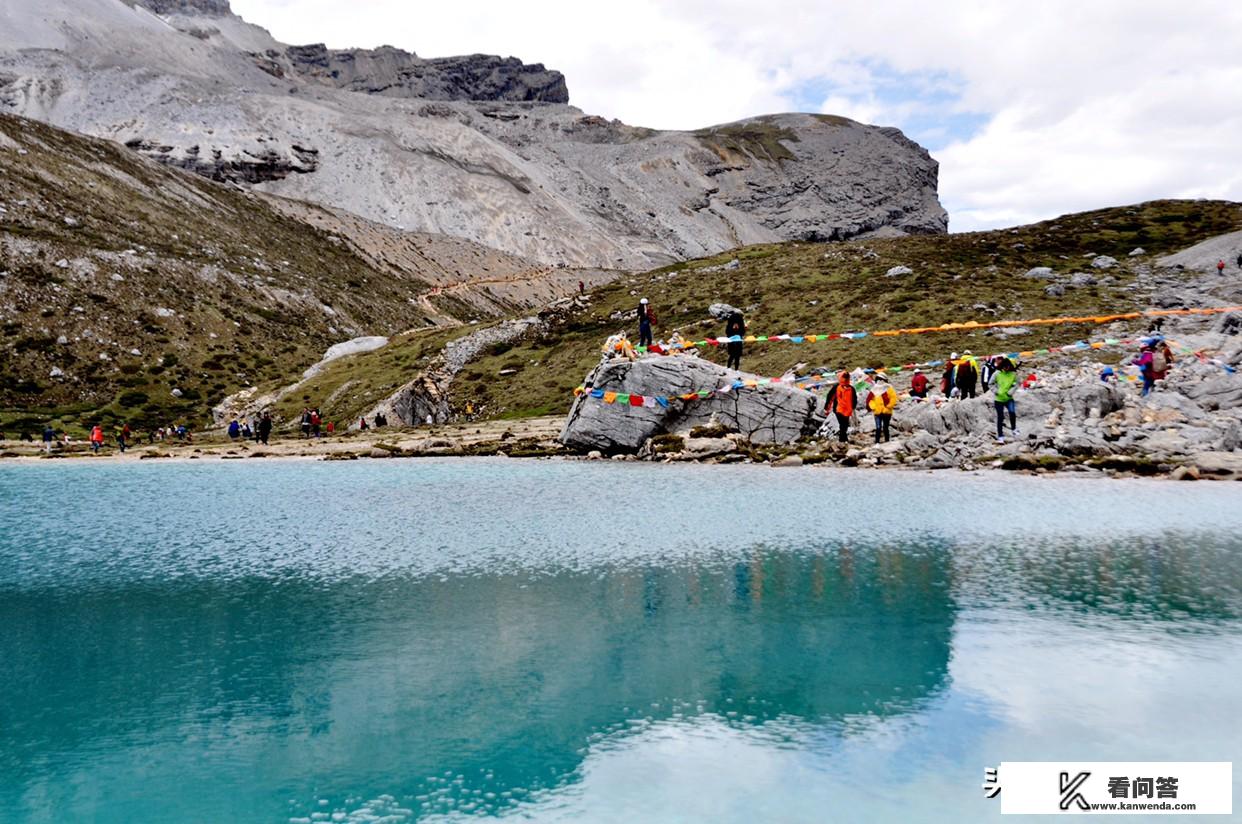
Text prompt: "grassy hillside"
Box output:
[[0, 113, 546, 436], [447, 199, 1242, 417]]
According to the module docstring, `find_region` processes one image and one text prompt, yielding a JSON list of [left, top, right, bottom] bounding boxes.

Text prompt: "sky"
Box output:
[[231, 0, 1242, 232]]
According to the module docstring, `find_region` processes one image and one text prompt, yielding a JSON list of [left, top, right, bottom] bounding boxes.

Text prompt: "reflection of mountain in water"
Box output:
[[2, 544, 956, 818]]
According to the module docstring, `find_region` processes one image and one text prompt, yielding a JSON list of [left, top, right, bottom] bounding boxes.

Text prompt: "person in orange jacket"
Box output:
[[824, 371, 858, 443], [89, 424, 104, 454]]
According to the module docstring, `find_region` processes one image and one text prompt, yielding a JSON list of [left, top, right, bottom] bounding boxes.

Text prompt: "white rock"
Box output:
[[171, 388, 183, 397], [110, 273, 125, 282], [49, 366, 64, 377], [63, 216, 79, 227], [154, 307, 175, 317], [55, 258, 70, 269], [885, 265, 914, 277], [98, 352, 110, 361], [56, 335, 68, 344], [1091, 255, 1118, 269], [1129, 247, 1146, 257], [129, 348, 141, 356], [1023, 266, 1054, 279]]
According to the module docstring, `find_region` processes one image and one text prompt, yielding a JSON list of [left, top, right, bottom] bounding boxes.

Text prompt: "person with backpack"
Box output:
[[824, 371, 858, 443], [637, 298, 656, 349], [865, 375, 898, 444], [956, 351, 979, 398], [910, 368, 929, 399], [1132, 342, 1157, 396], [941, 355, 957, 397], [991, 358, 1020, 442], [1152, 339, 1174, 383], [725, 311, 745, 370], [227, 418, 241, 440], [300, 408, 311, 438]]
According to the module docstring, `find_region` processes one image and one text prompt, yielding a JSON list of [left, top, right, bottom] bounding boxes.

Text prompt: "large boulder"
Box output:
[[560, 357, 823, 453]]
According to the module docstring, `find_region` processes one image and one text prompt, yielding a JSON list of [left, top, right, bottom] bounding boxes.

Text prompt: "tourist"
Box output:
[[1153, 338, 1174, 386], [637, 298, 655, 349], [325, 420, 335, 435], [241, 420, 252, 440], [89, 424, 104, 454], [1132, 342, 1157, 396], [359, 417, 369, 431], [258, 412, 273, 445], [1236, 252, 1242, 270], [1100, 366, 1117, 383], [42, 423, 55, 453], [956, 351, 979, 399], [941, 355, 957, 397], [251, 416, 262, 442], [578, 280, 585, 295], [824, 371, 858, 443], [725, 311, 745, 370], [1218, 259, 1226, 275], [227, 418, 241, 440], [909, 368, 929, 399], [991, 357, 1020, 442], [375, 412, 387, 427], [465, 401, 475, 422], [866, 375, 898, 444], [119, 422, 131, 453], [310, 408, 322, 438], [300, 408, 311, 438]]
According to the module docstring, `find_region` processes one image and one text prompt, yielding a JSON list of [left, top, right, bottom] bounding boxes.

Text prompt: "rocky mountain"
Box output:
[[0, 112, 600, 428], [0, 0, 947, 268]]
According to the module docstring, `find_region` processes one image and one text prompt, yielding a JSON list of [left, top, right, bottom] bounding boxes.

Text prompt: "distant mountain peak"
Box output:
[[131, 0, 231, 17]]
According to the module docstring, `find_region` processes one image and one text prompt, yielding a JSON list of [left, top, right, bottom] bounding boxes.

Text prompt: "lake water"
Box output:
[[1, 460, 1240, 823]]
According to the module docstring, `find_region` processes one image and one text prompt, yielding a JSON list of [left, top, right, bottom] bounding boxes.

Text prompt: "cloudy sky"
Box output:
[[231, 0, 1242, 232]]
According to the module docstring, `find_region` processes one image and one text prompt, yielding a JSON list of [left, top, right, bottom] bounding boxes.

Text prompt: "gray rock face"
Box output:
[[134, 0, 231, 15], [283, 44, 569, 103], [0, 0, 948, 268], [560, 357, 823, 453]]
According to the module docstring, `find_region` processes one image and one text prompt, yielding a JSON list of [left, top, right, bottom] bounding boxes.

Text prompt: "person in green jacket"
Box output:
[[992, 357, 1020, 442]]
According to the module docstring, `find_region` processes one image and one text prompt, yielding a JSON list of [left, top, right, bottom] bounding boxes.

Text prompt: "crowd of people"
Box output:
[[601, 300, 1179, 447]]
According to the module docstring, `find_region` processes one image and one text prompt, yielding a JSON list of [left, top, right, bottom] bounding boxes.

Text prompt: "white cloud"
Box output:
[[230, 0, 1242, 231]]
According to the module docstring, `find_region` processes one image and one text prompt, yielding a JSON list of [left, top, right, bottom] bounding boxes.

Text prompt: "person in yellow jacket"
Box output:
[[865, 374, 899, 444]]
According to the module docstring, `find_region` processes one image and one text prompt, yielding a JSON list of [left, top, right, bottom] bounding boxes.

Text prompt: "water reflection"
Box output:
[[2, 545, 955, 821]]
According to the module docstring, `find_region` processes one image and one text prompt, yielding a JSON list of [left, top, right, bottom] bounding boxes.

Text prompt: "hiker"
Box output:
[[89, 424, 104, 454], [258, 412, 273, 445], [42, 424, 54, 453], [637, 298, 656, 349], [465, 401, 475, 422], [725, 311, 745, 370], [1132, 343, 1156, 395], [908, 368, 929, 399], [241, 420, 252, 440], [300, 408, 312, 438], [359, 417, 369, 431], [1218, 259, 1227, 275], [578, 280, 585, 295], [991, 357, 1020, 442], [824, 371, 858, 443], [375, 412, 387, 427], [310, 408, 322, 438], [325, 420, 335, 435], [956, 351, 979, 398], [866, 376, 898, 444], [119, 422, 131, 453], [1151, 338, 1174, 384], [1237, 252, 1242, 269], [941, 355, 957, 397], [227, 418, 241, 440]]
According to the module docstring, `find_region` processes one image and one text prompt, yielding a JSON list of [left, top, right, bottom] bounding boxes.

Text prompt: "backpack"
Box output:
[[1152, 349, 1168, 373]]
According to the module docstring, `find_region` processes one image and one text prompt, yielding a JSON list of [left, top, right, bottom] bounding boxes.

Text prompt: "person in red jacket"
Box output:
[[910, 368, 929, 398], [1218, 259, 1227, 275], [824, 371, 858, 443], [89, 424, 104, 454]]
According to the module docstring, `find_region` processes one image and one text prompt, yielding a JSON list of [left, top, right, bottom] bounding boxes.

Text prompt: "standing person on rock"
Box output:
[[89, 424, 104, 454], [118, 422, 131, 453], [824, 371, 858, 443], [956, 352, 979, 399], [1151, 338, 1174, 385], [637, 298, 656, 349], [725, 311, 745, 370], [1218, 259, 1227, 276], [941, 355, 957, 397], [1132, 342, 1157, 396], [42, 423, 55, 453], [991, 358, 1020, 443], [866, 375, 898, 444], [300, 408, 311, 439]]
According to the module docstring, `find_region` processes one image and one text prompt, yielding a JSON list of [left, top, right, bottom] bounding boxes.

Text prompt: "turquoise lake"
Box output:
[[1, 459, 1239, 823]]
